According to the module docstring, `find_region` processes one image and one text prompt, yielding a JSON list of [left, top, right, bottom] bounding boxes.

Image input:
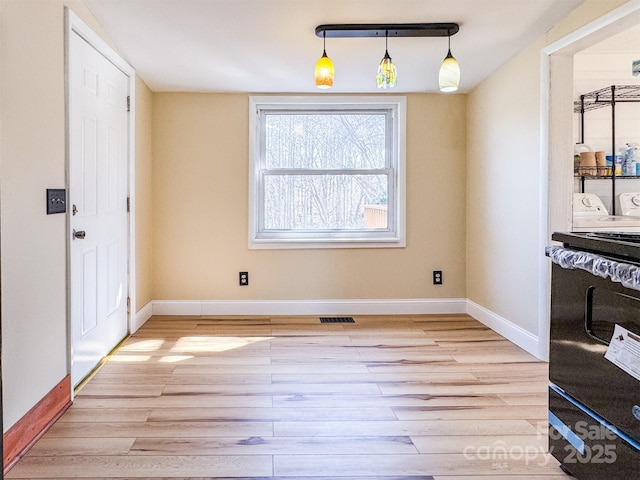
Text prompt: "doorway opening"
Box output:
[[541, 2, 640, 360]]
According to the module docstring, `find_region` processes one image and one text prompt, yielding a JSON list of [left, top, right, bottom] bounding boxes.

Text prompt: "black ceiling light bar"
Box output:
[[315, 23, 459, 39], [313, 22, 461, 91]]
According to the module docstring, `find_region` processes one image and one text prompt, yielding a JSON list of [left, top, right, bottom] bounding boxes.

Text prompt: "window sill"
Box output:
[[249, 236, 406, 250]]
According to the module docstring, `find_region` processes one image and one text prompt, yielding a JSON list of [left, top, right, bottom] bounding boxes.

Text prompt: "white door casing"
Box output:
[[68, 16, 132, 388]]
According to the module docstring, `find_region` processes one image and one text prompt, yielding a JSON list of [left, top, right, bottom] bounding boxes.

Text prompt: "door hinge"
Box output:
[[127, 296, 131, 312], [126, 196, 130, 213], [127, 96, 130, 112]]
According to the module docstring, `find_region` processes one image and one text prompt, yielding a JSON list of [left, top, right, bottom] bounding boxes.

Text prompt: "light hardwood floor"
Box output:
[[7, 314, 567, 479]]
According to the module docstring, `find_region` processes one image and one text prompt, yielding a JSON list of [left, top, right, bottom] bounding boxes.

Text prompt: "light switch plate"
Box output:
[[47, 189, 66, 214]]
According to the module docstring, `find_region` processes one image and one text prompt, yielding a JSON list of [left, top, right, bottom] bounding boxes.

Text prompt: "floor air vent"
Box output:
[[320, 316, 355, 323]]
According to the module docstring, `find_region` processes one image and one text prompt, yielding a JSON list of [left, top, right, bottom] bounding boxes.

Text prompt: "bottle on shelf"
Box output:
[[622, 143, 639, 176]]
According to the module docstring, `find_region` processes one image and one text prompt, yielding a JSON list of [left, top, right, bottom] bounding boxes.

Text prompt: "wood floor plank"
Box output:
[[348, 330, 432, 338], [392, 405, 548, 421], [45, 421, 274, 438], [96, 364, 177, 375], [5, 455, 273, 478], [70, 394, 273, 409], [129, 435, 418, 455], [499, 392, 550, 406], [378, 381, 549, 396], [272, 354, 457, 365], [147, 406, 397, 422], [451, 353, 540, 364], [24, 437, 135, 457], [271, 372, 478, 384], [88, 373, 273, 385], [268, 346, 365, 357], [472, 370, 549, 382], [55, 408, 151, 423], [273, 419, 539, 437], [161, 382, 383, 396], [272, 453, 560, 477], [365, 362, 545, 374], [410, 434, 548, 454], [173, 363, 371, 374], [107, 354, 274, 366], [75, 384, 165, 397], [422, 329, 499, 339], [348, 338, 439, 347], [7, 314, 555, 479], [272, 394, 506, 409], [268, 335, 354, 345]]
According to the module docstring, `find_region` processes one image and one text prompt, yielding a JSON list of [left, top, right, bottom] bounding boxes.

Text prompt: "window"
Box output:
[[249, 96, 406, 249]]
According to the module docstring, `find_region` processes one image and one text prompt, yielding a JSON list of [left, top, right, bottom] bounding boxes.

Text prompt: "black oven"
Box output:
[[547, 232, 640, 479]]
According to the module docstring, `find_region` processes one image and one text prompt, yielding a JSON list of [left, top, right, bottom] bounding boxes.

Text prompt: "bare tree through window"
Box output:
[[263, 113, 388, 231]]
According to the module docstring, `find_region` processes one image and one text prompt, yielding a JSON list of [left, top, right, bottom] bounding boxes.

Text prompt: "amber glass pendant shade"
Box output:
[[315, 50, 334, 89], [315, 32, 334, 89]]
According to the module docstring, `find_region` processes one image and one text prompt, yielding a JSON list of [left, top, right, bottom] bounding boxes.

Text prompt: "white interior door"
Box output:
[[69, 31, 129, 387]]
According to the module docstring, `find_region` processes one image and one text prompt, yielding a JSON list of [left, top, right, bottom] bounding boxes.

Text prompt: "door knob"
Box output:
[[73, 229, 86, 240]]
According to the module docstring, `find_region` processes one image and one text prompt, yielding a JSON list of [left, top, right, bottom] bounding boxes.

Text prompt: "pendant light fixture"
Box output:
[[315, 31, 334, 89], [314, 23, 459, 91], [438, 32, 460, 93], [376, 30, 397, 89]]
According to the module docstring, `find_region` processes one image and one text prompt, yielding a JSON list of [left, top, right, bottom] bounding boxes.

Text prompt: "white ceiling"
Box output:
[[84, 0, 585, 94]]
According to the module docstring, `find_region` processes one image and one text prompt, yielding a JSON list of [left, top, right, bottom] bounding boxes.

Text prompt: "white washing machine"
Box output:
[[572, 193, 640, 232], [618, 192, 640, 216]]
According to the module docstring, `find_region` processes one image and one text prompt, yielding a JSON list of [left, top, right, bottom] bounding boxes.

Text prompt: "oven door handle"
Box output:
[[585, 286, 611, 346]]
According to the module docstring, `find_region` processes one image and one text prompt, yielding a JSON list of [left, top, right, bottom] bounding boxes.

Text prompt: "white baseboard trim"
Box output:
[[152, 298, 467, 317], [465, 299, 541, 359], [131, 301, 153, 333]]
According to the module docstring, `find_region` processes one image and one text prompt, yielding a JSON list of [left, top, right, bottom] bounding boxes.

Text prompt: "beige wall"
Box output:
[[135, 76, 154, 308], [152, 93, 467, 301], [466, 0, 628, 347], [467, 37, 545, 336], [0, 0, 153, 430]]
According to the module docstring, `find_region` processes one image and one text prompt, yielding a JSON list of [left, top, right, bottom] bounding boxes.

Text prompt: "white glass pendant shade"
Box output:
[[377, 50, 397, 89], [315, 50, 334, 89], [438, 49, 460, 92]]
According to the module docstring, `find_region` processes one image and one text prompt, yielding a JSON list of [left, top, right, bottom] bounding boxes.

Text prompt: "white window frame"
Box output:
[[248, 95, 406, 249]]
